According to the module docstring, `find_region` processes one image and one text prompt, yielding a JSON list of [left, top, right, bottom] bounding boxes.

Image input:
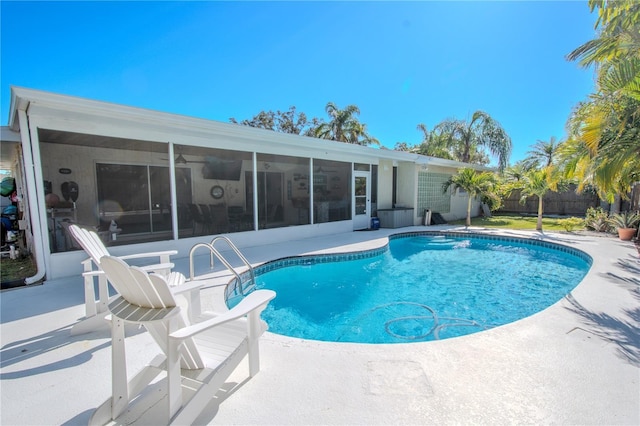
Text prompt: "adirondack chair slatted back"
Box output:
[[68, 224, 110, 266], [101, 256, 176, 309], [100, 256, 204, 370]]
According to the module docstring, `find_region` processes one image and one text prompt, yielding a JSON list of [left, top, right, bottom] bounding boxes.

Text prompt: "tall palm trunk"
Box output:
[[536, 196, 543, 231], [466, 197, 472, 227]]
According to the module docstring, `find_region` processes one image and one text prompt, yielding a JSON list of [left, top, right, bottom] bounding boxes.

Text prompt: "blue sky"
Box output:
[[1, 1, 597, 165]]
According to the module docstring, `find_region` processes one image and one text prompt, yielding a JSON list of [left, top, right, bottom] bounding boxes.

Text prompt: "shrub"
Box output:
[[607, 211, 640, 230], [556, 217, 585, 232], [584, 207, 610, 232]]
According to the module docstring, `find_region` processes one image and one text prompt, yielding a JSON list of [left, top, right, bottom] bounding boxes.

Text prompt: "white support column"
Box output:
[[168, 142, 179, 241]]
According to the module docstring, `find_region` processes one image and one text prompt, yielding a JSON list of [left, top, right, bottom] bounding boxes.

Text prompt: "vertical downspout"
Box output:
[[17, 109, 47, 284]]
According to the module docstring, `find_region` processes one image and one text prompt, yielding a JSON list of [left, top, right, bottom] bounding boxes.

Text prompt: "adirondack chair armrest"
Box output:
[[82, 270, 105, 278], [170, 280, 204, 296], [169, 289, 275, 341], [137, 262, 175, 274], [118, 250, 178, 261]]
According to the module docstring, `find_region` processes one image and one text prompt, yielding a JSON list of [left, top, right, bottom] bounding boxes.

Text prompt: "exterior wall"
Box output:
[[447, 189, 482, 222], [7, 87, 482, 280], [376, 159, 394, 210], [395, 162, 416, 208]]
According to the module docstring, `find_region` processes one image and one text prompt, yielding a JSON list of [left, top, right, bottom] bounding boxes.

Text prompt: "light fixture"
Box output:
[[175, 154, 187, 164]]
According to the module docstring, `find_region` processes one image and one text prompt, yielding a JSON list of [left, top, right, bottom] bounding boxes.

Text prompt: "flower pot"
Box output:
[[617, 228, 636, 241]]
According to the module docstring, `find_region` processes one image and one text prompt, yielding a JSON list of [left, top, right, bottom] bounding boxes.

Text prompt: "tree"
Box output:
[[562, 94, 640, 203], [413, 124, 455, 159], [515, 166, 568, 232], [517, 169, 553, 232], [435, 111, 512, 172], [442, 168, 499, 227], [230, 106, 322, 136], [393, 142, 412, 152], [563, 0, 640, 203], [314, 102, 379, 146], [566, 0, 640, 100], [524, 137, 561, 170]]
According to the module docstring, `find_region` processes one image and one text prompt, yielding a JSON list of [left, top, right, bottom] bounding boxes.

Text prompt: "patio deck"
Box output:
[[1, 226, 639, 425]]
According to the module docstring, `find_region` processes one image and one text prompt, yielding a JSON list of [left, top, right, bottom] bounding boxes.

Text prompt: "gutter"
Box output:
[[17, 107, 47, 284]]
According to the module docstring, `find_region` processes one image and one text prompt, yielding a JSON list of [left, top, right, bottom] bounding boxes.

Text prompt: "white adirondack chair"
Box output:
[[67, 224, 198, 335], [89, 256, 276, 425]]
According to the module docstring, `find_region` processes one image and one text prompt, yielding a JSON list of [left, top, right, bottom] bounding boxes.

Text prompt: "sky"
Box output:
[[1, 1, 598, 166]]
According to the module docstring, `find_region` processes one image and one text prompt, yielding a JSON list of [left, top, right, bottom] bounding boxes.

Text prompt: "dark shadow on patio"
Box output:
[[564, 293, 640, 367], [0, 323, 144, 380]]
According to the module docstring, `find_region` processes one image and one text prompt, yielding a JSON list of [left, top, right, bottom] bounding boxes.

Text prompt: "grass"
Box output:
[[1, 255, 37, 285], [448, 213, 585, 231]]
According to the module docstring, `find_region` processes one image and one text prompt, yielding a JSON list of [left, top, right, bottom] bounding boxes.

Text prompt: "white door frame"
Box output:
[[353, 171, 371, 230]]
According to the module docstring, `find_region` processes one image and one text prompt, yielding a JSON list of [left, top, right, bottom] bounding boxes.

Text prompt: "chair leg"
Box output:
[[83, 270, 98, 318], [111, 317, 129, 420], [170, 344, 246, 426], [97, 274, 109, 314], [167, 317, 183, 421], [247, 311, 262, 377]]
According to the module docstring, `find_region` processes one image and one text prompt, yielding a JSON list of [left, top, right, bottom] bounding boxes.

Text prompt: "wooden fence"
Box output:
[[498, 185, 599, 216]]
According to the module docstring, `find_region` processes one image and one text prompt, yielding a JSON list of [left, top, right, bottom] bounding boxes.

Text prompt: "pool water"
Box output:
[[233, 234, 591, 343]]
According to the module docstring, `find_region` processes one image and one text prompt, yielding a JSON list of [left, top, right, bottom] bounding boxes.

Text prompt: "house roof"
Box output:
[[8, 86, 486, 170]]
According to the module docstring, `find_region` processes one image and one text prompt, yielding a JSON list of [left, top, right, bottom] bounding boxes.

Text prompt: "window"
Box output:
[[174, 144, 253, 236], [250, 154, 310, 229], [313, 159, 351, 223]]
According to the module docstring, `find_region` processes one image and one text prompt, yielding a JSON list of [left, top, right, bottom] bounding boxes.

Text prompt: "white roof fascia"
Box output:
[[1, 126, 21, 142], [11, 86, 414, 164], [10, 86, 488, 170], [415, 154, 493, 172]]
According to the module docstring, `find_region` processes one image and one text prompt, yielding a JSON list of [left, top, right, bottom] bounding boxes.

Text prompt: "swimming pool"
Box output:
[[228, 232, 592, 343]]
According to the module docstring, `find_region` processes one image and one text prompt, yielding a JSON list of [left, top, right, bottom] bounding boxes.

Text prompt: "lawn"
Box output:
[[1, 254, 37, 287], [448, 213, 585, 231]]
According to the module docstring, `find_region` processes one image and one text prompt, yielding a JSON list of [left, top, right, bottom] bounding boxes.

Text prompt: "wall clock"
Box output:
[[210, 185, 224, 199]]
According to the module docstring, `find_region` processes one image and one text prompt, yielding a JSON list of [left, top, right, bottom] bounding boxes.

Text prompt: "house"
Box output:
[[2, 86, 485, 282]]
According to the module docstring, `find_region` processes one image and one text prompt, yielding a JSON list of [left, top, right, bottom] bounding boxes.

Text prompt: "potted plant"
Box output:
[[608, 211, 640, 241]]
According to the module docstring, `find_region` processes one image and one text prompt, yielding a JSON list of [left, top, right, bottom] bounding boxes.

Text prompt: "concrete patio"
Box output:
[[1, 226, 639, 425]]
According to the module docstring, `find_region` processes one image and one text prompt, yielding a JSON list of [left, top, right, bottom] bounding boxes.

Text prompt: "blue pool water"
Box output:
[[230, 233, 591, 343]]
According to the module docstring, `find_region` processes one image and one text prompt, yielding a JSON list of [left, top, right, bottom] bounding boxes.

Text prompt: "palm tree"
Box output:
[[524, 137, 561, 170], [414, 124, 455, 159], [346, 121, 380, 146], [566, 0, 640, 100], [314, 102, 379, 145], [562, 92, 640, 203], [517, 168, 563, 232], [436, 111, 512, 172], [563, 0, 640, 203], [442, 168, 498, 227]]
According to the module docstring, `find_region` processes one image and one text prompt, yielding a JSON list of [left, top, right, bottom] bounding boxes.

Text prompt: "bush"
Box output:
[[607, 211, 640, 230], [584, 207, 610, 232], [556, 217, 585, 232]]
